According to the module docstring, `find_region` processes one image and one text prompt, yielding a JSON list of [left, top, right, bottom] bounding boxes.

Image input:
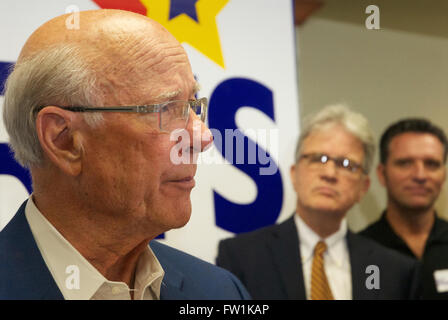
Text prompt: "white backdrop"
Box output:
[[0, 0, 300, 263]]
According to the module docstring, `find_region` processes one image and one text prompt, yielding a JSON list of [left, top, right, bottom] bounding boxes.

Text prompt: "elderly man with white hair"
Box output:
[[0, 9, 250, 300], [217, 104, 421, 300]]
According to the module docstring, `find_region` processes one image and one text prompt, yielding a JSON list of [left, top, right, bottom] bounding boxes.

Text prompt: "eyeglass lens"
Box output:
[[161, 100, 206, 132], [305, 153, 359, 173]]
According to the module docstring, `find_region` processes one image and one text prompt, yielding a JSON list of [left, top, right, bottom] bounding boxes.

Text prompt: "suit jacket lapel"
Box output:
[[2, 201, 64, 299], [150, 242, 187, 300], [159, 267, 189, 300], [267, 216, 306, 299], [347, 231, 378, 300]]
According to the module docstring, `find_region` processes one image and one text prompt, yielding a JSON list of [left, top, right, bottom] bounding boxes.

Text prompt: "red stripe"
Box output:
[[92, 0, 147, 16]]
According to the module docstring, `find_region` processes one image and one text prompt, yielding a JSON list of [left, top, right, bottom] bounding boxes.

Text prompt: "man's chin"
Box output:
[[307, 200, 344, 214], [305, 203, 348, 217], [393, 195, 435, 210], [168, 206, 192, 229], [149, 214, 191, 239], [173, 211, 192, 228]]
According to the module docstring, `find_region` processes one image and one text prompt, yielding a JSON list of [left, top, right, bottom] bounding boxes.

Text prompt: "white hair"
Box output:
[[2, 44, 104, 168], [295, 104, 376, 174]]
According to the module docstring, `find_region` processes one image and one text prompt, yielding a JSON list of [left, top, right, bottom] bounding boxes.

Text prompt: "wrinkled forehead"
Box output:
[[18, 10, 197, 106], [115, 49, 196, 106]]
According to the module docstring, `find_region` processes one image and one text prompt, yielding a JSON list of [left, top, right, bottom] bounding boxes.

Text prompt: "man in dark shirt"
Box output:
[[361, 118, 448, 299]]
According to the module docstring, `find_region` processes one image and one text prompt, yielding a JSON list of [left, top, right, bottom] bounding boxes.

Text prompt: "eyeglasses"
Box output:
[[34, 97, 208, 133], [299, 153, 366, 174]]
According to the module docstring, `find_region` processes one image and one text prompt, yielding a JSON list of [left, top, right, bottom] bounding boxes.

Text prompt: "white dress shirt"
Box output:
[[25, 196, 165, 300], [294, 213, 352, 300]]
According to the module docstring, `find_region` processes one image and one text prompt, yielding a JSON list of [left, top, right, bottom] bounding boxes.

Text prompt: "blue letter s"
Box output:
[[208, 78, 283, 233]]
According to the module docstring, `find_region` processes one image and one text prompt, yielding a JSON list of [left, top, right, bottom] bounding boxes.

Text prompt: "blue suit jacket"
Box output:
[[0, 201, 251, 300]]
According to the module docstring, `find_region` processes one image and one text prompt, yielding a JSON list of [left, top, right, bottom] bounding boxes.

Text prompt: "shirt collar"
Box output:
[[25, 196, 164, 300], [380, 209, 448, 255], [294, 213, 348, 267]]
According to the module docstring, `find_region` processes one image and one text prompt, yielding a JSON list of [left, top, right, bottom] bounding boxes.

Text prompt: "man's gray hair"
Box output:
[[2, 44, 104, 168], [294, 104, 376, 174]]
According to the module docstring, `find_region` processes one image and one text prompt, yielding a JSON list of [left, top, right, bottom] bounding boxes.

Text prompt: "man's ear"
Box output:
[[290, 164, 298, 193], [35, 107, 83, 176], [377, 163, 386, 187], [361, 174, 371, 198], [354, 173, 371, 203]]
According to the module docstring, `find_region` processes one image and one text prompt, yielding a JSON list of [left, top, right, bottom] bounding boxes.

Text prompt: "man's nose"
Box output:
[[185, 111, 214, 153], [412, 161, 427, 183], [320, 159, 338, 182]]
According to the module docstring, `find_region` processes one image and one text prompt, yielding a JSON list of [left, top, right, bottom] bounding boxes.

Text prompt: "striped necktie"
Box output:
[[310, 240, 334, 300]]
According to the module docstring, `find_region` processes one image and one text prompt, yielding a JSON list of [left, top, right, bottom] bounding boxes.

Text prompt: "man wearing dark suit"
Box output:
[[217, 105, 420, 300], [0, 9, 249, 300], [361, 118, 448, 299]]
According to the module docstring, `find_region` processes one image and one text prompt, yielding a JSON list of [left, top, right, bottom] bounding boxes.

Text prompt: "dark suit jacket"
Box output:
[[216, 216, 421, 300], [0, 200, 251, 300]]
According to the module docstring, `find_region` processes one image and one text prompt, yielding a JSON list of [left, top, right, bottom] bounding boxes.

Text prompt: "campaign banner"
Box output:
[[0, 0, 299, 263]]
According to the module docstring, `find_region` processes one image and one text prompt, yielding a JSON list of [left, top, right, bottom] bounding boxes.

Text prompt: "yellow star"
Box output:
[[140, 0, 229, 68]]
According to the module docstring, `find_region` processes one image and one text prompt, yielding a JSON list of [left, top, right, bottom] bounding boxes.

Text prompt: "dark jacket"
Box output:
[[217, 215, 420, 300]]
